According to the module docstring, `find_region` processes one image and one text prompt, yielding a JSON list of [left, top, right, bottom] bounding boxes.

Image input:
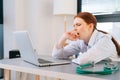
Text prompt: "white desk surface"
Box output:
[[0, 58, 120, 80]]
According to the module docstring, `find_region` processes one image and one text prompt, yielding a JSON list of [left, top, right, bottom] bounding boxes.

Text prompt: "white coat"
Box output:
[[52, 30, 120, 64]]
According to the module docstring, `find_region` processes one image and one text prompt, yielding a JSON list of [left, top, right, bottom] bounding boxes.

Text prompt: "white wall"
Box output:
[[3, 0, 27, 58], [3, 0, 74, 58], [3, 0, 74, 80]]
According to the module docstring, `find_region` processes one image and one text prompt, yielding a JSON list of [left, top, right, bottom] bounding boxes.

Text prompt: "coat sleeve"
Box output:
[[52, 40, 82, 59], [72, 36, 117, 64]]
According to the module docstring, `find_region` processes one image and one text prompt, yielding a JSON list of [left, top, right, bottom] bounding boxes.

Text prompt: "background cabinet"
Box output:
[[0, 0, 3, 24], [0, 0, 3, 78]]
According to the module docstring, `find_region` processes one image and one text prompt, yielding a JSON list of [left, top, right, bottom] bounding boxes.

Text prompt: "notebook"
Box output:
[[13, 31, 70, 67]]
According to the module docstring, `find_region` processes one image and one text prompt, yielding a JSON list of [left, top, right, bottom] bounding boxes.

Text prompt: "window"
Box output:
[[77, 0, 120, 22], [97, 22, 120, 43], [82, 0, 120, 15]]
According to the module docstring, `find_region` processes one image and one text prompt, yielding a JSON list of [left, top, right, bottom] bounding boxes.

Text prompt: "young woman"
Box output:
[[52, 12, 120, 64]]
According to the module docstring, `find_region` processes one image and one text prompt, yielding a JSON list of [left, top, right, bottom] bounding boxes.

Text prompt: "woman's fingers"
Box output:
[[67, 30, 79, 41]]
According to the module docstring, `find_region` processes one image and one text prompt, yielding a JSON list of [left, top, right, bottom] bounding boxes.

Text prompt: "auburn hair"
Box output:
[[74, 12, 120, 57]]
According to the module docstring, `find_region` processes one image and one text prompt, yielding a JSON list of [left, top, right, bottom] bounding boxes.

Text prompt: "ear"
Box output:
[[88, 23, 94, 30]]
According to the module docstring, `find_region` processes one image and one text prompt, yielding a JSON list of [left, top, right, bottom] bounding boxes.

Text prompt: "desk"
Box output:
[[0, 58, 120, 80]]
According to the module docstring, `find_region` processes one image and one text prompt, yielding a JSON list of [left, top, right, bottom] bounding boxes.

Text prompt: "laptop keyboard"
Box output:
[[38, 58, 53, 64]]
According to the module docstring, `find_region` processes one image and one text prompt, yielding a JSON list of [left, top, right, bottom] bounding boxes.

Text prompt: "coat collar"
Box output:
[[88, 29, 98, 47]]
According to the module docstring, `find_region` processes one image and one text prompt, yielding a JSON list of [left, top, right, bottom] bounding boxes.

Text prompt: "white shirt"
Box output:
[[52, 30, 120, 64]]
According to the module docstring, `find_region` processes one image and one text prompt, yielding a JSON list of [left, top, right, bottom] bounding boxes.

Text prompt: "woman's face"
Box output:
[[73, 17, 92, 40]]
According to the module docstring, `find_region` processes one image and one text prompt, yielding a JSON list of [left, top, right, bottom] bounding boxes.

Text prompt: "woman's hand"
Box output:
[[64, 30, 80, 41], [56, 30, 79, 49]]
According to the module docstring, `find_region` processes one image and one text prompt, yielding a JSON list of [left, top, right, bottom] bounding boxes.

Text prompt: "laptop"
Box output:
[[13, 31, 70, 67]]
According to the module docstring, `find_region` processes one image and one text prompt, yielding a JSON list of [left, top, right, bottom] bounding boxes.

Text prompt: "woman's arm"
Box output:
[[52, 30, 80, 59], [57, 30, 79, 49], [52, 40, 82, 59], [72, 36, 117, 64]]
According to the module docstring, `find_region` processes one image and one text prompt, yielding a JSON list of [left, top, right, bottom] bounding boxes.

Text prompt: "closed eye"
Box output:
[[73, 23, 81, 28], [76, 23, 81, 26]]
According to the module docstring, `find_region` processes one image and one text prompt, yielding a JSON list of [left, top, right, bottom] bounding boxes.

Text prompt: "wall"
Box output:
[[3, 0, 74, 58], [3, 0, 74, 80]]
